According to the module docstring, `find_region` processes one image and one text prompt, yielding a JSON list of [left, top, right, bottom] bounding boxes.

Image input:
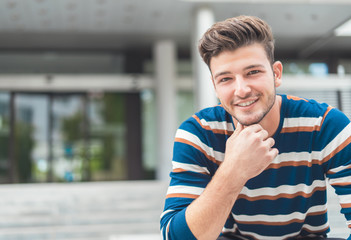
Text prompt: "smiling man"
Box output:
[[160, 16, 351, 240]]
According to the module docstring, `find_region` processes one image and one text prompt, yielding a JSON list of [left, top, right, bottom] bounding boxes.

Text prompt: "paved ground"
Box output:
[[0, 181, 168, 240], [0, 180, 348, 240]]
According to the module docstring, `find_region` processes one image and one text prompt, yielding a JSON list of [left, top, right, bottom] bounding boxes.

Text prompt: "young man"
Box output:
[[160, 15, 351, 239]]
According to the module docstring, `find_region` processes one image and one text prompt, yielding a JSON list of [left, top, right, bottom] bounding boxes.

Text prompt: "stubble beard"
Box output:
[[229, 88, 277, 126]]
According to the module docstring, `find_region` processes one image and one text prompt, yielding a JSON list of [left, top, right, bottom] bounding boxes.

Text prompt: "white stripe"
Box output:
[[165, 217, 173, 240], [172, 161, 210, 174], [328, 164, 350, 174], [239, 180, 326, 198], [273, 151, 314, 164], [329, 176, 351, 186], [160, 209, 174, 219], [199, 119, 234, 132], [273, 123, 351, 166], [282, 117, 323, 128], [337, 193, 351, 205], [233, 204, 327, 223], [176, 129, 225, 162], [167, 185, 204, 196], [301, 222, 330, 232], [321, 122, 351, 158], [222, 225, 237, 233], [274, 150, 333, 165]]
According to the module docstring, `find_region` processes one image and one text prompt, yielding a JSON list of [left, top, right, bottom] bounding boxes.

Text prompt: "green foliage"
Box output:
[[15, 121, 34, 183], [61, 111, 84, 144]]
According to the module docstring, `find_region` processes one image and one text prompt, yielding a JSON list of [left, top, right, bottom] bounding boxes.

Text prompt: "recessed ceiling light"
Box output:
[[335, 18, 351, 36]]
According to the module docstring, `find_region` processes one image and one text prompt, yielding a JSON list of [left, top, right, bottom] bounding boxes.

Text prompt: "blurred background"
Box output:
[[0, 0, 350, 239]]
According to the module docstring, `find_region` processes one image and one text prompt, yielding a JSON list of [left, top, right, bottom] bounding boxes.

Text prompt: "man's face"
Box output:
[[210, 43, 282, 126]]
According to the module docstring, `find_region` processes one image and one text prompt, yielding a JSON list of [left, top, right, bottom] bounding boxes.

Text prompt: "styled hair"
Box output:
[[198, 15, 275, 67]]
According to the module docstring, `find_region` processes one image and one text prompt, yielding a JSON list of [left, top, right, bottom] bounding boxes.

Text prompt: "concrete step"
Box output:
[[0, 180, 348, 239], [0, 181, 168, 240]]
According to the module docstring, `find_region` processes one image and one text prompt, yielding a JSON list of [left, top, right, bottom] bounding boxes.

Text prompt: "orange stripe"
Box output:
[[330, 182, 351, 186], [192, 115, 233, 135], [238, 186, 326, 201], [341, 202, 351, 209], [281, 106, 333, 133], [287, 95, 308, 102], [321, 135, 351, 165], [165, 193, 199, 199], [281, 126, 319, 133], [175, 137, 222, 165], [268, 159, 322, 169], [269, 131, 351, 172], [320, 106, 333, 126], [172, 168, 210, 175]]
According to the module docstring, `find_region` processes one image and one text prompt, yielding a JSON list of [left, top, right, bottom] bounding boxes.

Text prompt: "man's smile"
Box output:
[[235, 98, 258, 107]]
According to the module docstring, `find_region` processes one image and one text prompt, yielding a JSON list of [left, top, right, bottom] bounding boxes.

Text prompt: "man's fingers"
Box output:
[[234, 122, 244, 135], [237, 122, 243, 130], [266, 137, 275, 148]]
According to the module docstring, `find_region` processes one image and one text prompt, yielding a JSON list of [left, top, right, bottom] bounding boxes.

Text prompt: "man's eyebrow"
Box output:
[[213, 71, 231, 80], [243, 64, 265, 70]]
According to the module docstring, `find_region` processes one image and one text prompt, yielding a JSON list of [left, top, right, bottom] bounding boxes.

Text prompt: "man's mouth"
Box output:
[[236, 99, 257, 107]]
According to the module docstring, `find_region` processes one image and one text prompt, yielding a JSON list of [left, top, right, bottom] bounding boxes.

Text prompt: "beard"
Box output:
[[228, 87, 277, 126]]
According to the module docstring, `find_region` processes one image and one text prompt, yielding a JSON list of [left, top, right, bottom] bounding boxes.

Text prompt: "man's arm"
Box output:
[[185, 123, 278, 240], [320, 108, 351, 239]]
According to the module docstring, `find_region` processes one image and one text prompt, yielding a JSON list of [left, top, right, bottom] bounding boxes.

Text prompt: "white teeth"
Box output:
[[238, 100, 255, 107]]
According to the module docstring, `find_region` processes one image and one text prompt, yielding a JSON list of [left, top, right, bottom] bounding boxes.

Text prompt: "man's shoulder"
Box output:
[[282, 94, 350, 130], [195, 104, 229, 121], [179, 105, 234, 135], [283, 94, 331, 117]]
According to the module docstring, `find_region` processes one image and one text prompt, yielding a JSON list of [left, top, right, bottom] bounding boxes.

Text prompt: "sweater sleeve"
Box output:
[[160, 115, 221, 240], [322, 108, 351, 239]]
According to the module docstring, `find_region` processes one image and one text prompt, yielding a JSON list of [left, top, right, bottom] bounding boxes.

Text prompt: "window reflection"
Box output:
[[0, 92, 10, 183]]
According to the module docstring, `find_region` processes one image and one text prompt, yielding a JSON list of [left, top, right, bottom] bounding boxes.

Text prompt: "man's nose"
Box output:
[[234, 77, 251, 98]]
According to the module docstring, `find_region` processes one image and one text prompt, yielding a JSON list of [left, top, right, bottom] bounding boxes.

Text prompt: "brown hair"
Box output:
[[198, 15, 275, 68]]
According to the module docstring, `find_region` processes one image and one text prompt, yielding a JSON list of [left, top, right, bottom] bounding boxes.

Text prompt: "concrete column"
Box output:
[[154, 40, 177, 181], [192, 6, 217, 111]]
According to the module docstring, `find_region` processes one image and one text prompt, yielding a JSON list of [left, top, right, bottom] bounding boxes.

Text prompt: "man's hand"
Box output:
[[224, 122, 278, 182], [185, 123, 279, 240]]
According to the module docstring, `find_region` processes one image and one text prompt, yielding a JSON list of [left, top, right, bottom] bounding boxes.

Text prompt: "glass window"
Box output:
[[12, 92, 129, 183], [88, 92, 127, 181], [0, 92, 10, 183], [15, 94, 48, 183], [283, 60, 329, 76], [52, 94, 88, 182]]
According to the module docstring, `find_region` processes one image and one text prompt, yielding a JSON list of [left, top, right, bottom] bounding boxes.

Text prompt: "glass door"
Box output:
[[11, 92, 129, 183]]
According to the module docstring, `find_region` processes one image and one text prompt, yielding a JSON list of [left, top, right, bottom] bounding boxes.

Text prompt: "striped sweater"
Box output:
[[160, 94, 351, 240]]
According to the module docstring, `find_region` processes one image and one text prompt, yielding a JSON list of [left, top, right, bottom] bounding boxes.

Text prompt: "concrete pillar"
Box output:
[[192, 6, 218, 111], [154, 40, 177, 181]]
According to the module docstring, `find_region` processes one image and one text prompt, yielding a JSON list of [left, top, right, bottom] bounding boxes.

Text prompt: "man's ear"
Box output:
[[211, 75, 217, 90], [273, 61, 283, 87], [210, 75, 219, 99]]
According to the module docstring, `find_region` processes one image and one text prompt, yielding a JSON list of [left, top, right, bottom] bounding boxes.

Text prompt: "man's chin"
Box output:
[[239, 120, 260, 126], [235, 116, 263, 126]]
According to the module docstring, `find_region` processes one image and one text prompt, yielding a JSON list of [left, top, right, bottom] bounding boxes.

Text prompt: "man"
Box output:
[[160, 15, 351, 239]]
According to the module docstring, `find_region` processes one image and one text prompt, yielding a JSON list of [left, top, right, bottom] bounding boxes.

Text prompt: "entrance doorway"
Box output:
[[0, 91, 143, 183]]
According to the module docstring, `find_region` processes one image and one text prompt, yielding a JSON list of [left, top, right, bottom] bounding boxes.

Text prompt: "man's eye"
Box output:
[[220, 77, 231, 83], [248, 70, 260, 75]]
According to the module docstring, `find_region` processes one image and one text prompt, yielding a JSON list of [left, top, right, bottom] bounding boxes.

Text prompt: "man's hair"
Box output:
[[198, 15, 275, 67]]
